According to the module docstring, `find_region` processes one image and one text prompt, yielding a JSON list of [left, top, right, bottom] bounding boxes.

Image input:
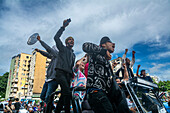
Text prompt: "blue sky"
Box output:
[[0, 0, 170, 81]]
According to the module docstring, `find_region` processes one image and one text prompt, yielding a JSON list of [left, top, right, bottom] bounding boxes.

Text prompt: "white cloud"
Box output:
[[149, 63, 170, 81], [0, 0, 170, 76], [149, 51, 170, 59]]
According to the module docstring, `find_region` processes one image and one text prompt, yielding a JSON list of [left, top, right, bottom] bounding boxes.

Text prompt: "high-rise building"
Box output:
[[5, 54, 20, 99], [5, 53, 31, 100], [27, 50, 49, 100]]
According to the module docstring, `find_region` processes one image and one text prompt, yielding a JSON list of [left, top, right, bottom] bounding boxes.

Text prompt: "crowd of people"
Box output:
[[0, 98, 47, 113], [33, 19, 160, 113], [2, 19, 167, 113]]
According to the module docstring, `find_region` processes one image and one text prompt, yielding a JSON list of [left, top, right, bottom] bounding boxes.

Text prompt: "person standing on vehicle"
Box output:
[[54, 19, 75, 113], [35, 35, 59, 104], [83, 36, 130, 113]]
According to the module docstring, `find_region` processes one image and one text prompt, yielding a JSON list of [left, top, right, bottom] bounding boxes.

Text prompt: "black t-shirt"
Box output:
[[14, 102, 21, 110]]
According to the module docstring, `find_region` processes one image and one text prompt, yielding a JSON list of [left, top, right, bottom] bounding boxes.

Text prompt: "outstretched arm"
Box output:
[[37, 36, 58, 57], [35, 49, 52, 59], [136, 65, 140, 77]]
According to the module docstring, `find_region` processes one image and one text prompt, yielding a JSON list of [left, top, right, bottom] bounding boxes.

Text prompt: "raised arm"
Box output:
[[122, 49, 128, 64], [37, 36, 58, 57], [73, 58, 83, 74], [35, 49, 52, 59], [136, 65, 141, 77], [130, 50, 135, 67], [54, 19, 70, 52], [122, 63, 129, 81]]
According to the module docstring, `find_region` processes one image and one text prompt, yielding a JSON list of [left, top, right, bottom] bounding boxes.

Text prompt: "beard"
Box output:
[[108, 49, 114, 53], [67, 42, 74, 48]]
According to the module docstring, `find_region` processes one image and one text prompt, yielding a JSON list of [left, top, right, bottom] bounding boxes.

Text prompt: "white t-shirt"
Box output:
[[28, 103, 33, 111]]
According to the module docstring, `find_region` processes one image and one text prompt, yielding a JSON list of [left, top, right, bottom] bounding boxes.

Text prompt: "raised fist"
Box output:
[[125, 49, 128, 54], [35, 48, 39, 52], [132, 50, 136, 54], [138, 65, 141, 68], [37, 35, 40, 41]]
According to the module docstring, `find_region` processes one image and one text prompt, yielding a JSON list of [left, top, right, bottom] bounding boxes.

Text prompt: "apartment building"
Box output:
[[27, 50, 49, 100], [5, 53, 31, 99]]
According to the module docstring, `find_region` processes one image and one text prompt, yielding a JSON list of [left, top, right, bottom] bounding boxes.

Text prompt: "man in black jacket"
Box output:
[[83, 36, 130, 113], [54, 20, 75, 113]]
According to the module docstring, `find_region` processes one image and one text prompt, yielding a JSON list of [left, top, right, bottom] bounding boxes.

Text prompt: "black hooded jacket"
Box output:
[[54, 27, 75, 74], [82, 42, 113, 93]]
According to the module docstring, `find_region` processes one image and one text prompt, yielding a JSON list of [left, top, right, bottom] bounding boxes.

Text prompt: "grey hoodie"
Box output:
[[38, 40, 58, 81]]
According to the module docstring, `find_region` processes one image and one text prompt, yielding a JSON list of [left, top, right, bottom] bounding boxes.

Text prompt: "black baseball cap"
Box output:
[[100, 36, 112, 45]]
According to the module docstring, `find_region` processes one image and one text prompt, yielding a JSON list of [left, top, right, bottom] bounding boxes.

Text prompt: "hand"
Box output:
[[106, 50, 111, 60], [132, 50, 136, 54], [35, 48, 39, 52], [37, 35, 40, 41], [138, 65, 141, 68], [63, 19, 70, 28], [125, 49, 128, 54]]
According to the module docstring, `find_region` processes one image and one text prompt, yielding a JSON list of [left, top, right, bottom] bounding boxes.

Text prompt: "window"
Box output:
[[26, 56, 29, 59]]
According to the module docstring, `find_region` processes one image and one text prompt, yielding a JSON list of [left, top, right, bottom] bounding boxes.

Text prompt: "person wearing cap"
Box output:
[[82, 36, 130, 113], [35, 36, 59, 104], [54, 19, 75, 113], [136, 65, 153, 82]]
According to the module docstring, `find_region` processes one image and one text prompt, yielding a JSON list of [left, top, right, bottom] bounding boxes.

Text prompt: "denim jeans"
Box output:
[[40, 79, 58, 103]]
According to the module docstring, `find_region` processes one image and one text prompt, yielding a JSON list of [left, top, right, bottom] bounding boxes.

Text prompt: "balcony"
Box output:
[[13, 89, 17, 92], [13, 84, 18, 88], [25, 82, 28, 85], [14, 79, 18, 82]]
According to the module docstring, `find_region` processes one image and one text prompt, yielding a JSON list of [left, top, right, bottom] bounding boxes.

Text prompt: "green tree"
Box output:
[[0, 72, 9, 98], [157, 80, 170, 92]]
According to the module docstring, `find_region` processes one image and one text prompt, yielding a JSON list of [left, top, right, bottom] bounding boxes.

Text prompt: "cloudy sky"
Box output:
[[0, 0, 170, 81]]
